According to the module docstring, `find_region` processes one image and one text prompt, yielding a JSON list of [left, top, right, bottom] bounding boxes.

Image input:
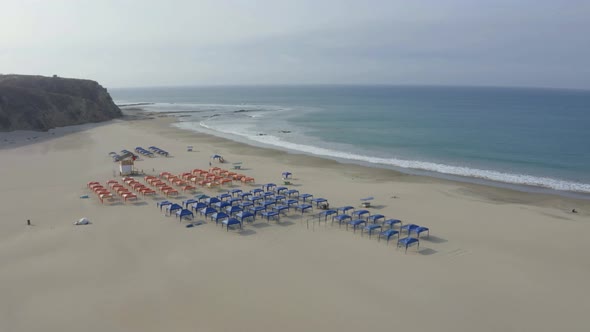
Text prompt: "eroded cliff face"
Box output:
[[0, 74, 122, 131]]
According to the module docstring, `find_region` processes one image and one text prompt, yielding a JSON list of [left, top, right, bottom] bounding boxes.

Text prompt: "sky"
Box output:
[[1, 0, 590, 89]]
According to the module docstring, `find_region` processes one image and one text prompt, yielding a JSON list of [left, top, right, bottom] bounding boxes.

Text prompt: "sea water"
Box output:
[[110, 85, 590, 196]]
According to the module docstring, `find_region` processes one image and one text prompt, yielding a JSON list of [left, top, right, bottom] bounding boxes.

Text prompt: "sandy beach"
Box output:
[[1, 116, 589, 332]]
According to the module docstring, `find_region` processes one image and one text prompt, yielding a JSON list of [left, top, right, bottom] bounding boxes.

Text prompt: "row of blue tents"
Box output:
[[156, 187, 429, 252], [156, 200, 244, 231], [148, 146, 169, 156], [135, 147, 154, 157]]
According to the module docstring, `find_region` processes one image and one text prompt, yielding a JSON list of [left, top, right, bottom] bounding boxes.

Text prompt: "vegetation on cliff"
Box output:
[[0, 74, 122, 131]]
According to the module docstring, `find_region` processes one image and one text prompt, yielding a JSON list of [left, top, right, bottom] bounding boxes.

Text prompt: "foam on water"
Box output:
[[175, 121, 590, 194], [111, 85, 590, 196]]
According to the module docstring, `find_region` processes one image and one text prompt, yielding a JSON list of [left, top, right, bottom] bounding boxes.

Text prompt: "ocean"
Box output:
[[110, 85, 590, 197]]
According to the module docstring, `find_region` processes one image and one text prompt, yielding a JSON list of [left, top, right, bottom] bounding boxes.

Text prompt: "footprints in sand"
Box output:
[[444, 248, 469, 258]]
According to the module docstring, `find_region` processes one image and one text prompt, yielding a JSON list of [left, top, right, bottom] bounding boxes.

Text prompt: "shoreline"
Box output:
[[135, 111, 590, 210], [124, 103, 590, 199]]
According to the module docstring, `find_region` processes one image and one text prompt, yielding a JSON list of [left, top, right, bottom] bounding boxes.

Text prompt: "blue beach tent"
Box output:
[[332, 214, 351, 227], [262, 183, 276, 191], [250, 206, 266, 217], [236, 211, 255, 223], [176, 209, 194, 221], [222, 218, 242, 231], [401, 223, 419, 234], [337, 206, 354, 214], [240, 201, 254, 209], [166, 204, 183, 216], [282, 171, 292, 179], [286, 199, 299, 207], [228, 198, 242, 206], [273, 205, 290, 215], [157, 201, 172, 211], [294, 203, 313, 214], [319, 209, 338, 221], [200, 207, 218, 217], [413, 226, 430, 238], [251, 188, 264, 195], [311, 198, 327, 207], [226, 205, 243, 215], [195, 194, 210, 201], [352, 209, 370, 219], [275, 186, 288, 194], [347, 219, 366, 232], [367, 214, 385, 224], [191, 202, 207, 212], [261, 210, 280, 222], [299, 193, 313, 202], [219, 193, 232, 201], [230, 189, 243, 196], [286, 189, 299, 197], [213, 201, 231, 209], [398, 237, 420, 253], [206, 197, 221, 205], [362, 224, 382, 238], [182, 199, 198, 208], [211, 212, 230, 224], [383, 219, 402, 228], [378, 229, 400, 243]]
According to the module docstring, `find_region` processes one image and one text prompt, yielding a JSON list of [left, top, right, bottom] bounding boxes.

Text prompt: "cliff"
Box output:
[[0, 74, 122, 131]]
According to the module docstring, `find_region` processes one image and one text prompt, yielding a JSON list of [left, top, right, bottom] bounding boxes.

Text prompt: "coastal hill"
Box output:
[[0, 74, 122, 131]]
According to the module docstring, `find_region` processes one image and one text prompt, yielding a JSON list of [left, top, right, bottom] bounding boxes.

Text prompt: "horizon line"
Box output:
[[108, 82, 590, 93]]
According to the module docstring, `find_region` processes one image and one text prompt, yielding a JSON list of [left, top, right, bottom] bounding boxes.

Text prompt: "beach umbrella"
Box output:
[[282, 171, 292, 179]]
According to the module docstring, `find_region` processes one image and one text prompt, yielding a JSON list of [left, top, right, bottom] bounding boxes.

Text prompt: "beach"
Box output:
[[1, 116, 589, 332]]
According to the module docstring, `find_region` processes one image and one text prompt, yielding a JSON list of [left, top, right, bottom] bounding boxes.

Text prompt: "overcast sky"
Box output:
[[1, 0, 589, 89]]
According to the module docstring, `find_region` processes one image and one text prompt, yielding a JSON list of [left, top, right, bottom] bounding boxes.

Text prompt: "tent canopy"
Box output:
[[176, 209, 194, 219]]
